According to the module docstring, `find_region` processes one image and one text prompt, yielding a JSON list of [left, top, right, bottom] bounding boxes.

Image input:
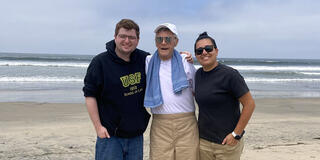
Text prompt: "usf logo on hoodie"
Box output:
[[120, 72, 141, 88]]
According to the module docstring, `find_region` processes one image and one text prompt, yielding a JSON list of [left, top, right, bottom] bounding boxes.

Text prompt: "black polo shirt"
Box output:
[[195, 63, 249, 144]]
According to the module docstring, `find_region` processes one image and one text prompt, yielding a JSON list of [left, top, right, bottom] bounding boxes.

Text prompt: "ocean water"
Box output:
[[1, 52, 320, 103]]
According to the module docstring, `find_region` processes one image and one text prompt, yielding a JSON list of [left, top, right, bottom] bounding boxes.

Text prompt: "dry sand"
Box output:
[[0, 98, 320, 160]]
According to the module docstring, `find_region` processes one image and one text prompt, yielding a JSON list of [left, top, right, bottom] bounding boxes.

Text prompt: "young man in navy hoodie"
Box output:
[[83, 19, 150, 160]]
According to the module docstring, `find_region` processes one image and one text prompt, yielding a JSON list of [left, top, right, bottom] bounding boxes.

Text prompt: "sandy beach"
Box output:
[[0, 98, 320, 160]]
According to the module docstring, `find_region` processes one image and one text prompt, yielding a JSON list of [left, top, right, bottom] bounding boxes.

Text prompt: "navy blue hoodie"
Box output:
[[83, 40, 150, 138]]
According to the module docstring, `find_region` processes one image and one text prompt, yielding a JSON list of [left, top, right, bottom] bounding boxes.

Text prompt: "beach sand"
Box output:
[[0, 98, 320, 160]]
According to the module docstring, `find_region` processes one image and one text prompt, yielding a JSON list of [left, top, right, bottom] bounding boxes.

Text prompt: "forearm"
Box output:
[[85, 97, 103, 131], [234, 92, 255, 134]]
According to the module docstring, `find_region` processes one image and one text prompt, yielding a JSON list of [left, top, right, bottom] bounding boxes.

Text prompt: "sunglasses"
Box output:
[[155, 37, 173, 44], [195, 45, 214, 55]]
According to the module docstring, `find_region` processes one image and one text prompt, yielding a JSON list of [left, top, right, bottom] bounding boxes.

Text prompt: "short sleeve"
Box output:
[[145, 55, 152, 73], [228, 70, 249, 99], [181, 54, 197, 92]]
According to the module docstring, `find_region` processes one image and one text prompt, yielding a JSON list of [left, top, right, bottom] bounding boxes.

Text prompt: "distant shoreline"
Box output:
[[1, 52, 320, 103], [0, 51, 95, 56], [1, 51, 320, 60]]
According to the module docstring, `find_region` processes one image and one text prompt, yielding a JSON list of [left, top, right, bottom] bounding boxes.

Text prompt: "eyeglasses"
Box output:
[[155, 37, 173, 44], [118, 34, 137, 40], [195, 45, 214, 55]]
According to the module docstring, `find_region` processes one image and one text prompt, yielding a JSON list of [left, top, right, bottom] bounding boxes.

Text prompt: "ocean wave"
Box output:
[[0, 61, 88, 68], [0, 54, 93, 62], [218, 58, 320, 65], [245, 77, 320, 82], [0, 76, 83, 82], [194, 65, 320, 72], [299, 72, 320, 75], [2, 76, 318, 83], [232, 65, 320, 72]]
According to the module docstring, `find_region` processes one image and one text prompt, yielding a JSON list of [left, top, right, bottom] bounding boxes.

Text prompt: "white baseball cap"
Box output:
[[154, 23, 178, 36]]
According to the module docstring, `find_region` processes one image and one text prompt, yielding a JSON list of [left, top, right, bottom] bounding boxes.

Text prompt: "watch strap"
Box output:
[[232, 130, 245, 140], [232, 131, 237, 137]]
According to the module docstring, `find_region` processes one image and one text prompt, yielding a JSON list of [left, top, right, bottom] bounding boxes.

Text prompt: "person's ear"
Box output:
[[174, 38, 179, 47]]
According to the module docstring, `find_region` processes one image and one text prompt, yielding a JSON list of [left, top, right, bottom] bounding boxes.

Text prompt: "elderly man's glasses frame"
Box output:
[[155, 37, 174, 44]]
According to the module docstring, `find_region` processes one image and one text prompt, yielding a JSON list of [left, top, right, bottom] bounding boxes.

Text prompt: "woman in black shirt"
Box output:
[[194, 32, 255, 160]]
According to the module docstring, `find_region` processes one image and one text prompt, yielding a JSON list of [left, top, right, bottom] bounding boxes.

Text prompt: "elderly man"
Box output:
[[144, 23, 199, 160]]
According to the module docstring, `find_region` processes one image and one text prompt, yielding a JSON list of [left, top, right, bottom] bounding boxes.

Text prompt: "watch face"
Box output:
[[235, 135, 241, 140], [232, 131, 245, 140]]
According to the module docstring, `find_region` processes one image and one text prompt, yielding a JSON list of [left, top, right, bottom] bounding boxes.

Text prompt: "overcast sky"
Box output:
[[1, 0, 319, 59]]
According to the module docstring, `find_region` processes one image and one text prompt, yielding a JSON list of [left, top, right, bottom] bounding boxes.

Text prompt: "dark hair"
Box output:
[[115, 19, 140, 39], [194, 32, 217, 53]]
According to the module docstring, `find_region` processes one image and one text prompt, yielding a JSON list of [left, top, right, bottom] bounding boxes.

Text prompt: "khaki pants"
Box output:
[[199, 138, 244, 160], [150, 112, 199, 160]]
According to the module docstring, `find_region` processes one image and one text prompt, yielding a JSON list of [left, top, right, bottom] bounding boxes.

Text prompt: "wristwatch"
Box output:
[[232, 130, 245, 140]]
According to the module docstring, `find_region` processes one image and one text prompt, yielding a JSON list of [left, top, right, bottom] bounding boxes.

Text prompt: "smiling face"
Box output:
[[155, 29, 178, 61], [195, 38, 219, 71], [114, 28, 139, 60]]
